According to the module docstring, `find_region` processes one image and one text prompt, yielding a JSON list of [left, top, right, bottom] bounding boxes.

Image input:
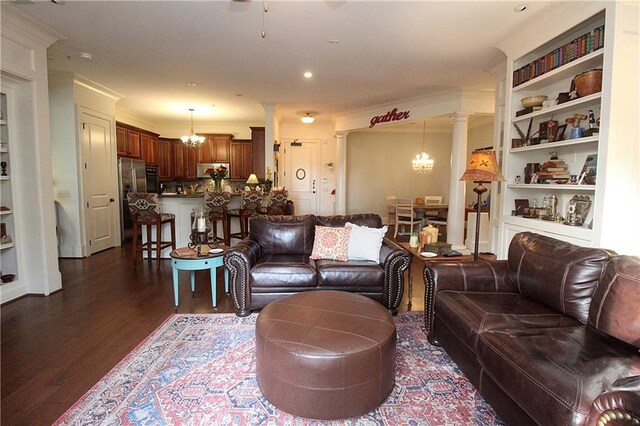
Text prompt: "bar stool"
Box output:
[[226, 190, 264, 241], [263, 189, 289, 215], [127, 193, 176, 269], [204, 190, 231, 246]]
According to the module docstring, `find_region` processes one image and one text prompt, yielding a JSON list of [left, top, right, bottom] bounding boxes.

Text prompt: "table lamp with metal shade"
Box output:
[[459, 150, 505, 260]]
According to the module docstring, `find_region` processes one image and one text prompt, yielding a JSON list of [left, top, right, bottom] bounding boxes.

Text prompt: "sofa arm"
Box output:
[[224, 239, 262, 317], [423, 259, 515, 343], [586, 376, 640, 425], [380, 238, 411, 314]]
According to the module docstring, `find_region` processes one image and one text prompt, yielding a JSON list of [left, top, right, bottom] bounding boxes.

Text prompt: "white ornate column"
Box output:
[[335, 131, 348, 215], [447, 113, 469, 251]]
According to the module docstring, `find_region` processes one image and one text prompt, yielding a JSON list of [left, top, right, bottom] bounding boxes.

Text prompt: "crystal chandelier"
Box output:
[[181, 108, 205, 148], [412, 121, 434, 173]]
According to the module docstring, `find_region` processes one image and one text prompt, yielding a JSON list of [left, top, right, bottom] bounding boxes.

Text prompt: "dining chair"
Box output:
[[424, 195, 447, 238], [393, 198, 421, 238], [204, 190, 231, 246], [260, 189, 289, 215], [127, 192, 176, 269], [226, 190, 264, 241], [386, 195, 397, 226]]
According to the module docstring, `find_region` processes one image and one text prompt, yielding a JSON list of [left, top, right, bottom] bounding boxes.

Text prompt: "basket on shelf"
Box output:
[[572, 69, 603, 97]]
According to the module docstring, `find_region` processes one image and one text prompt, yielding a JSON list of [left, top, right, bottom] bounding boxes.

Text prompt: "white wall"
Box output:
[[278, 120, 337, 216], [49, 71, 83, 257], [49, 71, 119, 257], [346, 130, 453, 221]]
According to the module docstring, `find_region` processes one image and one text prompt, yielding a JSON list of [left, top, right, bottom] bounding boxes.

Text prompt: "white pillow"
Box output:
[[345, 222, 388, 262]]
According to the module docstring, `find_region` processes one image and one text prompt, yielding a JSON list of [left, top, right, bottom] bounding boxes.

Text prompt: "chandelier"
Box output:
[[181, 108, 205, 148], [411, 121, 434, 173], [301, 113, 315, 124]]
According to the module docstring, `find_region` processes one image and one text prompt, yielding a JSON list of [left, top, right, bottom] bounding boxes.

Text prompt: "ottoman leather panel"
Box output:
[[256, 290, 396, 420]]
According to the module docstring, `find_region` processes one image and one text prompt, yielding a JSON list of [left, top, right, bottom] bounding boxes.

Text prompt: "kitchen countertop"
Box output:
[[160, 192, 243, 198]]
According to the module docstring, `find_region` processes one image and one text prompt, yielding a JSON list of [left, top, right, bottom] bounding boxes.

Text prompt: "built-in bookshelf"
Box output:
[[500, 10, 606, 253], [0, 91, 19, 283]]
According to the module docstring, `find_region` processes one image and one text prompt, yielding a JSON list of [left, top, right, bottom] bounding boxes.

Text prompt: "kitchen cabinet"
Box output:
[[251, 127, 265, 179], [198, 134, 231, 163], [158, 138, 175, 181], [140, 132, 158, 166], [173, 141, 185, 179], [116, 122, 152, 159], [184, 144, 198, 179], [171, 141, 198, 180], [230, 139, 253, 180]]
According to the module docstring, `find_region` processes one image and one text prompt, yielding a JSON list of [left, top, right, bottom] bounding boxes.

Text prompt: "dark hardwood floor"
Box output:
[[1, 237, 425, 426]]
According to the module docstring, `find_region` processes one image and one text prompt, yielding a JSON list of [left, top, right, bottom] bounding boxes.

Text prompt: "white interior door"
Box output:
[[82, 111, 116, 254], [283, 140, 319, 215]]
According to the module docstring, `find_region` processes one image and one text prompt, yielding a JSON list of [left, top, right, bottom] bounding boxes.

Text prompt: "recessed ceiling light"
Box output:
[[187, 82, 197, 87], [303, 71, 313, 79], [329, 40, 340, 44], [79, 52, 92, 61], [513, 4, 527, 12], [236, 94, 243, 97]]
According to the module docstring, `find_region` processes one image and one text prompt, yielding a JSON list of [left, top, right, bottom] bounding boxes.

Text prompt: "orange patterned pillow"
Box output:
[[310, 226, 352, 261]]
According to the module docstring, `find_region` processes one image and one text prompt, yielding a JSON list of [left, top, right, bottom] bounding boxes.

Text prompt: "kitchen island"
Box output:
[[143, 193, 243, 258]]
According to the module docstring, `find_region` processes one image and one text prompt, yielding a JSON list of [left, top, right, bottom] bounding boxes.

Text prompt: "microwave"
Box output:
[[197, 163, 230, 178]]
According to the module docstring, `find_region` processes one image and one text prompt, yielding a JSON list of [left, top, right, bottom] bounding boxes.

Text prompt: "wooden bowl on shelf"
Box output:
[[521, 95, 548, 108]]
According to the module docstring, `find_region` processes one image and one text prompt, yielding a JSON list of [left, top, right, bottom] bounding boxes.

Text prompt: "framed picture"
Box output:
[[514, 199, 529, 216], [554, 124, 567, 141], [578, 154, 598, 185], [539, 120, 558, 140]]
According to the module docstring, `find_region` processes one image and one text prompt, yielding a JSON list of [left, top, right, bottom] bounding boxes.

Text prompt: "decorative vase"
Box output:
[[213, 179, 222, 192]]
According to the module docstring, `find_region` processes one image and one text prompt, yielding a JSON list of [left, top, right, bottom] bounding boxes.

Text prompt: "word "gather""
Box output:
[[369, 108, 410, 128]]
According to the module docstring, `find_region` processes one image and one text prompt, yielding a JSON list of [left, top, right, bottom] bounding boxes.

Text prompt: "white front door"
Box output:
[[81, 111, 117, 254], [283, 140, 319, 215]]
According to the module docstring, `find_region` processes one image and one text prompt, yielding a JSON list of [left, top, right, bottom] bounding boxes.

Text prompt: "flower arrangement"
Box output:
[[264, 166, 273, 192], [206, 165, 228, 191]]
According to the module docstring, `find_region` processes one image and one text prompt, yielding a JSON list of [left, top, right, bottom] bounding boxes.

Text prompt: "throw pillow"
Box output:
[[345, 222, 388, 262], [310, 226, 352, 261]]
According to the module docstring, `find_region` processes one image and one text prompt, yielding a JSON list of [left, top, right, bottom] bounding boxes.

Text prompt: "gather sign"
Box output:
[[369, 108, 410, 128]]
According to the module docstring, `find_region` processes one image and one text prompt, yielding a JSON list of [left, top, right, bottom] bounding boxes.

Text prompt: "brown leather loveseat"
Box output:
[[424, 232, 640, 425], [224, 214, 411, 317]]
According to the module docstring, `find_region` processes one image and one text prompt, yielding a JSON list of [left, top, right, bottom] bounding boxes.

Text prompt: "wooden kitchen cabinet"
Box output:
[[173, 141, 185, 179], [251, 127, 265, 179], [198, 134, 231, 163], [158, 138, 175, 181], [140, 133, 158, 165], [230, 139, 253, 180], [116, 125, 128, 156], [184, 145, 198, 179], [117, 122, 157, 160]]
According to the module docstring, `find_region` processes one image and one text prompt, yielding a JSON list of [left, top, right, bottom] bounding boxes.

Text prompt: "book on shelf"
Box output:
[[513, 24, 605, 87]]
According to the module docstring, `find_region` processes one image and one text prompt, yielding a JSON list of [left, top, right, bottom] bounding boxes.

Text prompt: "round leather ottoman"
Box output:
[[255, 290, 396, 420]]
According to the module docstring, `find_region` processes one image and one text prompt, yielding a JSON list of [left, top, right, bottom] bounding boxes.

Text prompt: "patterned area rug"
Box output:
[[55, 312, 504, 425]]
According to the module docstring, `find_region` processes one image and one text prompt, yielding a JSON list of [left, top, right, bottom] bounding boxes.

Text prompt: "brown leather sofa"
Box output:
[[424, 232, 640, 425], [224, 213, 411, 317]]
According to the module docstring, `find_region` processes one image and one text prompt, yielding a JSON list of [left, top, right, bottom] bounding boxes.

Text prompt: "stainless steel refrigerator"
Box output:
[[118, 157, 147, 241]]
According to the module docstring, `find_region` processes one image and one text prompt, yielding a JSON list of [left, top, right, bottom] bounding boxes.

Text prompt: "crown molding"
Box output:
[[1, 3, 64, 48], [74, 74, 124, 102]]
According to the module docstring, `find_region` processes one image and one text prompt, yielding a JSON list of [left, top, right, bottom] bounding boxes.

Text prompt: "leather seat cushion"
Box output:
[[316, 260, 384, 288], [250, 254, 316, 288], [435, 291, 580, 352], [476, 325, 640, 425]]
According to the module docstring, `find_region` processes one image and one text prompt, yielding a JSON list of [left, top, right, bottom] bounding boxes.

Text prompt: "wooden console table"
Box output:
[[398, 242, 494, 311]]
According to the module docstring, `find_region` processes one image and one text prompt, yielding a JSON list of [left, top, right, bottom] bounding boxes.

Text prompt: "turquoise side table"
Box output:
[[170, 246, 229, 309]]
